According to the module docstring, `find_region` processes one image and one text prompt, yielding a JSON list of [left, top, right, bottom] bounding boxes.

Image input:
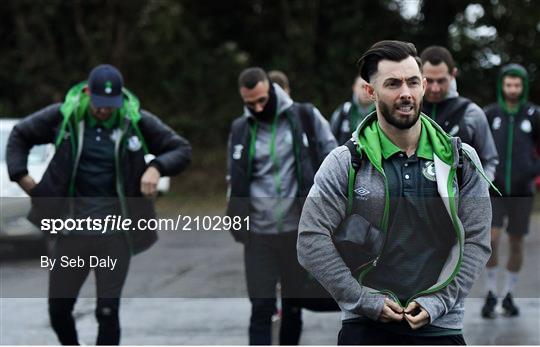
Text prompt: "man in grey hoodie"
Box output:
[[226, 67, 336, 345], [298, 41, 492, 345]]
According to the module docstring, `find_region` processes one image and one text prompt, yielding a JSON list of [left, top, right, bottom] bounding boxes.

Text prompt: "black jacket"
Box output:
[[7, 103, 192, 253], [484, 102, 540, 196]]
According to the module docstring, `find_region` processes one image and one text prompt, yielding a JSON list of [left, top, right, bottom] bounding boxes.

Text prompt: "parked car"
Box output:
[[0, 118, 53, 255]]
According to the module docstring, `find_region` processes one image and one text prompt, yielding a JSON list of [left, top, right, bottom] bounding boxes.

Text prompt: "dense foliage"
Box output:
[[1, 0, 538, 149]]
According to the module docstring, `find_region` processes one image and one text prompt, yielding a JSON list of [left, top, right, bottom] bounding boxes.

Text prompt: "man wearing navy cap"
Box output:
[[7, 64, 192, 345]]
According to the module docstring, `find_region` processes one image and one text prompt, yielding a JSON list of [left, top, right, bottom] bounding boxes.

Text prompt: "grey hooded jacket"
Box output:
[[227, 83, 336, 234], [297, 114, 491, 329]]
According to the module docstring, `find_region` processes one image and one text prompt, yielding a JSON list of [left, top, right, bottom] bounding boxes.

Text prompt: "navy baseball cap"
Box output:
[[88, 64, 124, 108]]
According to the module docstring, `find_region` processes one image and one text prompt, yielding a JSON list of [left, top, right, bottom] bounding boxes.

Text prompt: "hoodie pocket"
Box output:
[[333, 214, 384, 276]]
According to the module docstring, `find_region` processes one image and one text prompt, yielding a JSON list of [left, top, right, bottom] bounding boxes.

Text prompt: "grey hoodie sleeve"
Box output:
[[298, 147, 385, 320], [415, 144, 492, 324], [462, 103, 499, 181], [312, 107, 338, 161]]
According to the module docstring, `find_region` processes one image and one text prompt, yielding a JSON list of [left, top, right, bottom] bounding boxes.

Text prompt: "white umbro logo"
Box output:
[[354, 187, 370, 200]]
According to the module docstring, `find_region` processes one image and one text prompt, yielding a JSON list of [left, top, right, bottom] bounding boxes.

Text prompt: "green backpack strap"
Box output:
[[344, 140, 362, 214]]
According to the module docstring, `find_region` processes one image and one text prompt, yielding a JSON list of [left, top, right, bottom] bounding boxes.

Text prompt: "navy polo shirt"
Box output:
[[364, 124, 455, 303]]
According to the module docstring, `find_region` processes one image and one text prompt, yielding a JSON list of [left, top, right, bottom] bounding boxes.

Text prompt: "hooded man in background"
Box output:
[[481, 63, 540, 318]]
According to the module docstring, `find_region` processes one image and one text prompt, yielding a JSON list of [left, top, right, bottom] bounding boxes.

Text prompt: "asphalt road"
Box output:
[[0, 212, 538, 345]]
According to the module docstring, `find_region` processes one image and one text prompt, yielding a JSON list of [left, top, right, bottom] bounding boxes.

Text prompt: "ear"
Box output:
[[422, 77, 427, 91], [451, 67, 458, 78], [364, 82, 376, 101]]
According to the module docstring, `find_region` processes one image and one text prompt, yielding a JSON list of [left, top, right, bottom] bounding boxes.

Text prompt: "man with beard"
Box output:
[[420, 46, 498, 181], [226, 67, 336, 345], [330, 76, 375, 145], [481, 64, 540, 318], [298, 40, 492, 345]]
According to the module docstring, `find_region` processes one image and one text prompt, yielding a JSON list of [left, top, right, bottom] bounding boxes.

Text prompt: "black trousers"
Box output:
[[244, 232, 305, 345], [48, 234, 131, 345], [338, 320, 466, 345]]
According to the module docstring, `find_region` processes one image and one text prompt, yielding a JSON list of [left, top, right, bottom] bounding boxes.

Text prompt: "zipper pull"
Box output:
[[372, 256, 379, 267]]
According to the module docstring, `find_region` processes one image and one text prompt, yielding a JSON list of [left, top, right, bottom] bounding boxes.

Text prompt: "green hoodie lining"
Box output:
[[57, 82, 148, 154], [376, 122, 434, 161], [354, 112, 459, 307], [356, 113, 453, 169]]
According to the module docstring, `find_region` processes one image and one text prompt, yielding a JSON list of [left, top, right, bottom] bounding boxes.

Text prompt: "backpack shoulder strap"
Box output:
[[448, 97, 472, 127], [457, 145, 464, 189], [344, 139, 362, 214], [297, 103, 322, 169]]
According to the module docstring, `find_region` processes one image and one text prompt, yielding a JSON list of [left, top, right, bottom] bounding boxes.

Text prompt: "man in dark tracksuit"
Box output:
[[6, 64, 192, 345], [420, 46, 499, 181], [226, 67, 337, 345], [481, 63, 540, 318], [330, 76, 375, 145]]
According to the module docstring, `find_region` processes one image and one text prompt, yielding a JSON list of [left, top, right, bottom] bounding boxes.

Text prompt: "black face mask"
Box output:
[[249, 84, 277, 122]]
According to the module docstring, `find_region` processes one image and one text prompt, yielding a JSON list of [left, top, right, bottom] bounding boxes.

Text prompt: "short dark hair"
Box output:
[[238, 67, 268, 89], [268, 70, 289, 91], [357, 40, 422, 82], [420, 46, 455, 73]]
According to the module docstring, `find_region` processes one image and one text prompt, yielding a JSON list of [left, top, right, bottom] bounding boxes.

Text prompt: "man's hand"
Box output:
[[377, 298, 404, 323], [140, 166, 161, 198], [18, 175, 37, 195], [404, 301, 430, 329]]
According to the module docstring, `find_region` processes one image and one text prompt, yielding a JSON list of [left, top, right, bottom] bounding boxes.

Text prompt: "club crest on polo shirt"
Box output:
[[422, 161, 436, 182], [127, 135, 142, 151]]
